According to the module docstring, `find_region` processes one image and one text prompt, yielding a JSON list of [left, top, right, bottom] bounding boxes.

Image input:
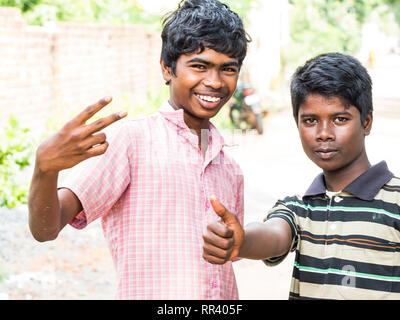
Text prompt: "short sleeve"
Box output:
[[235, 171, 244, 227], [60, 121, 132, 229], [262, 197, 300, 266]]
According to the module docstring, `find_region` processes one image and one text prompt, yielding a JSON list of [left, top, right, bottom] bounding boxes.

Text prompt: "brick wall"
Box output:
[[0, 7, 163, 134]]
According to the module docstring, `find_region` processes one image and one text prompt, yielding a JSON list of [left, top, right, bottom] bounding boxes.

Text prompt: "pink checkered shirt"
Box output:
[[61, 101, 244, 300]]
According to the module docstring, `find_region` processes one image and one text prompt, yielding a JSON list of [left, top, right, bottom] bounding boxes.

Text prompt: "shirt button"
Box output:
[[211, 281, 218, 289], [205, 201, 210, 210]]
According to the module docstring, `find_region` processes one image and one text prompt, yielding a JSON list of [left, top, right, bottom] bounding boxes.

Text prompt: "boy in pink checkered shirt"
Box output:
[[28, 0, 251, 299]]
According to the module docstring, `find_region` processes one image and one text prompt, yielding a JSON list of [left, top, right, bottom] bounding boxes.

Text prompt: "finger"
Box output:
[[84, 141, 109, 158], [72, 96, 113, 126], [203, 252, 231, 265], [84, 110, 127, 135], [79, 132, 107, 151], [203, 233, 234, 253], [209, 195, 236, 225], [206, 222, 233, 239], [203, 240, 233, 258], [203, 247, 231, 264]]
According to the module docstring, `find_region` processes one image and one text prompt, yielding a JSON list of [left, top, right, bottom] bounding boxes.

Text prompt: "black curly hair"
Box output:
[[161, 0, 251, 76], [291, 52, 373, 124]]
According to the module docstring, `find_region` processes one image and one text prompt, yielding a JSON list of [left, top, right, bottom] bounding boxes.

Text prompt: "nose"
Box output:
[[203, 70, 223, 89], [317, 122, 335, 141]]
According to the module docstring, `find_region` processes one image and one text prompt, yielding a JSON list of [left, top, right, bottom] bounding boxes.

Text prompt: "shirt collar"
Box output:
[[303, 161, 394, 201], [157, 100, 231, 148], [158, 100, 187, 129]]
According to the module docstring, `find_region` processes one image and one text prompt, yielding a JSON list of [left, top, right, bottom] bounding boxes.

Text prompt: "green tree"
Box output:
[[0, 117, 34, 208], [0, 0, 161, 27], [0, 0, 41, 12], [0, 0, 257, 27], [286, 0, 362, 67], [285, 0, 400, 68], [384, 0, 400, 25], [224, 0, 256, 23]]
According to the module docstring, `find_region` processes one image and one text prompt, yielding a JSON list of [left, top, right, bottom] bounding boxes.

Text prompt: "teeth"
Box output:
[[197, 95, 221, 103]]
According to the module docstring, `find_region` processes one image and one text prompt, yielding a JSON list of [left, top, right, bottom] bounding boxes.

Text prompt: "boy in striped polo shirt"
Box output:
[[203, 52, 400, 299]]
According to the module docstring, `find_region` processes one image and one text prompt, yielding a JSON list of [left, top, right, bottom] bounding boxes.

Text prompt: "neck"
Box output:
[[182, 110, 210, 150], [324, 156, 371, 192], [183, 112, 210, 133], [167, 100, 211, 154]]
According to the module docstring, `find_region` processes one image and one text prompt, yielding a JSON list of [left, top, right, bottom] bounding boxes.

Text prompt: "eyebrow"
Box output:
[[299, 111, 353, 118], [186, 57, 239, 68]]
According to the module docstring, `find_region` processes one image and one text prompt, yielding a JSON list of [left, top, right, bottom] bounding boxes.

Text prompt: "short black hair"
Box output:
[[161, 0, 251, 76], [290, 52, 373, 123]]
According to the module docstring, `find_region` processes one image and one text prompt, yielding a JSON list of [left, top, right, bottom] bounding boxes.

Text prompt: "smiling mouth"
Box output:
[[195, 93, 223, 109], [196, 94, 221, 103]]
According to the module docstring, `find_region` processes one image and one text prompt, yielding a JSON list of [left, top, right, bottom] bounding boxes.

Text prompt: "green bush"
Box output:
[[0, 116, 34, 208]]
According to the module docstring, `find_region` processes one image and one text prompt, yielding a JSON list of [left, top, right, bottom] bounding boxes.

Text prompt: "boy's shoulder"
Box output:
[[379, 175, 400, 204], [383, 175, 400, 189], [270, 194, 307, 211], [106, 112, 163, 136]]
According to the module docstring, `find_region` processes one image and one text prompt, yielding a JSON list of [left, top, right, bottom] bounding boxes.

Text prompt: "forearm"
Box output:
[[238, 220, 292, 260], [28, 163, 62, 242]]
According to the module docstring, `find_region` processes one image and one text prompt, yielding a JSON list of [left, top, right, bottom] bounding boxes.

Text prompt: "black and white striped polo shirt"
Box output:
[[266, 161, 400, 299]]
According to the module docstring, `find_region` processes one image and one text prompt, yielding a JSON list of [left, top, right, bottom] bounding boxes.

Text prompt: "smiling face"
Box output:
[[297, 94, 373, 176], [161, 48, 239, 131]]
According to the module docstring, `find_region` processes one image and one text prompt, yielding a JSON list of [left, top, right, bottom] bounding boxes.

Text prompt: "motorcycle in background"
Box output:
[[229, 82, 267, 134]]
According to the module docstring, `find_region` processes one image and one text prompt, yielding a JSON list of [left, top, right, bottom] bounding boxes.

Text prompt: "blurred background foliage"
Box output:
[[283, 0, 400, 68], [1, 0, 398, 66], [0, 0, 160, 27], [0, 116, 34, 208], [0, 0, 255, 28]]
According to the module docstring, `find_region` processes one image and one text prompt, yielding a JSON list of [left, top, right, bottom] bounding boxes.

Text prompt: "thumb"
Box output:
[[209, 195, 244, 261], [209, 195, 236, 225]]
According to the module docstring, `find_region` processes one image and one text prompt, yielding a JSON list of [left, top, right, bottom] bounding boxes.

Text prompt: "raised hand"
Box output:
[[36, 97, 127, 173], [202, 195, 244, 264]]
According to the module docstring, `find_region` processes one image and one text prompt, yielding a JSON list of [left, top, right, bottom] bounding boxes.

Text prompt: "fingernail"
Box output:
[[104, 96, 112, 102], [119, 110, 127, 117]]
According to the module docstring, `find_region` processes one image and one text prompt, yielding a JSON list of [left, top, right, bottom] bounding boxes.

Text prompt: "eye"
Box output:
[[303, 118, 316, 125], [222, 66, 238, 74], [334, 117, 348, 123], [191, 64, 206, 70]]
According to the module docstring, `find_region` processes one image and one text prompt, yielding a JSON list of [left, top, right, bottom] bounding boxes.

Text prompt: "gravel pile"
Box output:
[[0, 206, 117, 300]]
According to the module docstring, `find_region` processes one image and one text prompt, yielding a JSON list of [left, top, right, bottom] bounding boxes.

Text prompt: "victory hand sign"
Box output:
[[36, 96, 127, 173]]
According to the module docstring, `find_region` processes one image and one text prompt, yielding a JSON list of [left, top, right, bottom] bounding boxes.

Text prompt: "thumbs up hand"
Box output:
[[202, 195, 244, 264]]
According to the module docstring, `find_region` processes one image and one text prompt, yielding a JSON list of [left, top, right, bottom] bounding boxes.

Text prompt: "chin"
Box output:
[[318, 162, 348, 174], [197, 107, 222, 119], [311, 158, 339, 172], [204, 109, 220, 119]]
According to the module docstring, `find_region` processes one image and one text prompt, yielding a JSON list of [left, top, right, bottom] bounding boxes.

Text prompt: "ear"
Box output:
[[160, 59, 172, 84], [363, 113, 373, 136]]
